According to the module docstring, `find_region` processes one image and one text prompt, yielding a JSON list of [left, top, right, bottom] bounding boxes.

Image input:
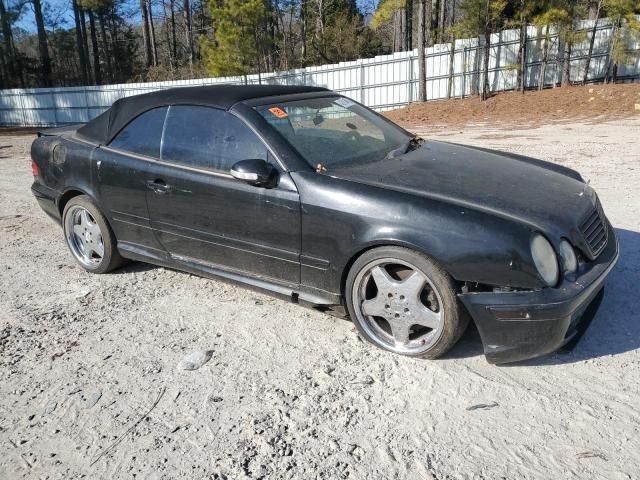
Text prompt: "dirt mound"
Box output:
[[384, 83, 640, 127]]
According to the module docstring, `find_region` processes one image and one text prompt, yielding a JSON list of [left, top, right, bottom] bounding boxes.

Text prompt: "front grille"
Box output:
[[580, 199, 608, 258]]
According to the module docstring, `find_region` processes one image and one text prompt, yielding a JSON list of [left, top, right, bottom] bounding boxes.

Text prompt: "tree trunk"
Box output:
[[79, 8, 90, 77], [516, 1, 527, 93], [561, 4, 575, 88], [417, 0, 426, 101], [400, 9, 406, 51], [301, 0, 307, 62], [446, 4, 456, 99], [604, 20, 620, 84], [32, 0, 52, 86], [481, 32, 490, 100], [88, 11, 101, 84], [0, 0, 13, 75], [72, 0, 89, 84], [169, 0, 177, 60], [264, 0, 276, 69], [588, 0, 599, 20], [99, 14, 113, 82], [140, 0, 153, 67], [582, 1, 601, 83], [406, 0, 413, 50], [561, 36, 571, 87], [446, 36, 456, 98], [538, 31, 549, 90], [317, 0, 325, 55], [161, 0, 174, 68], [392, 10, 399, 52], [437, 0, 446, 44], [183, 0, 193, 71], [0, 0, 23, 87], [0, 45, 5, 89], [148, 0, 158, 66]]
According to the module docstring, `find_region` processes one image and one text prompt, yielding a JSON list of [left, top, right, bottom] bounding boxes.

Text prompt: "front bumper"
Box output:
[[460, 224, 619, 364]]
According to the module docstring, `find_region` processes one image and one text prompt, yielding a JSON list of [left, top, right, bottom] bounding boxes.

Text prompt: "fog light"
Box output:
[[559, 239, 578, 274]]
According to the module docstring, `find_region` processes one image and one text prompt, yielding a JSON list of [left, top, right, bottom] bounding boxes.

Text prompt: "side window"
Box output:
[[161, 106, 268, 173], [109, 107, 167, 158]]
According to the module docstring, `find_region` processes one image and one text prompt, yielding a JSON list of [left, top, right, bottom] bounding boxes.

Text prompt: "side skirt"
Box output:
[[117, 241, 342, 308]]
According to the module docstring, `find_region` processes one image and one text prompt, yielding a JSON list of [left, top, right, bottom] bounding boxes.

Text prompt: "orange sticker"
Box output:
[[268, 107, 288, 119]]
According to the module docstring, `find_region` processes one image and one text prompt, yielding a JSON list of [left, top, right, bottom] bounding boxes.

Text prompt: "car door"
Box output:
[[145, 105, 301, 285], [95, 106, 168, 253]]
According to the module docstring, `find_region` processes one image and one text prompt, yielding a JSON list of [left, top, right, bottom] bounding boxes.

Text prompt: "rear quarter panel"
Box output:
[[31, 135, 99, 214]]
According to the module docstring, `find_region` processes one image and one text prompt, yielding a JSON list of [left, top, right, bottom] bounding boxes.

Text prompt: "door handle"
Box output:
[[146, 179, 172, 194]]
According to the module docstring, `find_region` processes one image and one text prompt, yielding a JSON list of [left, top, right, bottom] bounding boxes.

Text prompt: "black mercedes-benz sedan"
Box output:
[[30, 85, 619, 364]]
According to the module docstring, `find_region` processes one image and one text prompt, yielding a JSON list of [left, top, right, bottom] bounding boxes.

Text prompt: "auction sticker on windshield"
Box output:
[[268, 107, 289, 119]]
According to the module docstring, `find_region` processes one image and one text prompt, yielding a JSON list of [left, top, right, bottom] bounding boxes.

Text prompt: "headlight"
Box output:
[[559, 239, 577, 274], [530, 234, 559, 287]]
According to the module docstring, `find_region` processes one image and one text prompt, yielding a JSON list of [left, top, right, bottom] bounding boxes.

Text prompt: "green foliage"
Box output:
[[201, 0, 267, 76], [323, 12, 383, 61], [504, 0, 546, 29], [370, 0, 405, 31], [78, 0, 113, 13], [605, 0, 640, 65], [604, 0, 640, 19], [534, 1, 588, 46], [451, 0, 508, 38]]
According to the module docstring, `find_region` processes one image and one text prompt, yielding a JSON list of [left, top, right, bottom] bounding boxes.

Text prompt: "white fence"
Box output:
[[1, 17, 638, 127]]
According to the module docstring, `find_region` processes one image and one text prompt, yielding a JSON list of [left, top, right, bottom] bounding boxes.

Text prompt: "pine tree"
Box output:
[[201, 0, 267, 76], [603, 0, 640, 82], [452, 0, 507, 100]]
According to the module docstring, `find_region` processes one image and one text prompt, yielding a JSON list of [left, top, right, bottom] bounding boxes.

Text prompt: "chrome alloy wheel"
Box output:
[[352, 258, 445, 354], [64, 205, 105, 268]]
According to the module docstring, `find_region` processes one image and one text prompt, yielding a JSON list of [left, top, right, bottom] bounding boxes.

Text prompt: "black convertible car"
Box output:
[[30, 85, 619, 364]]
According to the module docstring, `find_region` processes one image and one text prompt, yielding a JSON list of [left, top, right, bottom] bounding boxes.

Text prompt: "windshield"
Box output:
[[254, 96, 415, 170]]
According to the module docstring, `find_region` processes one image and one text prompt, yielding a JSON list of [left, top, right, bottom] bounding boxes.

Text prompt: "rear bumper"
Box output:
[[31, 181, 61, 223], [460, 225, 619, 364]]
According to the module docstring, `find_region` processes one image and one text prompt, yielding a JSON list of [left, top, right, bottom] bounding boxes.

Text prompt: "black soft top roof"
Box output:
[[76, 84, 330, 145]]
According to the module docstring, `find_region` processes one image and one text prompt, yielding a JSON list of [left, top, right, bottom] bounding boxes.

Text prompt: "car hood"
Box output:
[[327, 140, 596, 235]]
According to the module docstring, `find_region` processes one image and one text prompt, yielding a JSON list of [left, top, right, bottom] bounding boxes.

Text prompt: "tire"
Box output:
[[62, 195, 124, 274], [345, 246, 468, 359]]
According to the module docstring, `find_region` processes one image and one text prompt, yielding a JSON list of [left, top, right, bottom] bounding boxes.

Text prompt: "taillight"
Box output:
[[31, 159, 39, 177]]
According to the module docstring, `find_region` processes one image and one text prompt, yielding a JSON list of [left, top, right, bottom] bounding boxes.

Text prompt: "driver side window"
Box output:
[[161, 106, 268, 173]]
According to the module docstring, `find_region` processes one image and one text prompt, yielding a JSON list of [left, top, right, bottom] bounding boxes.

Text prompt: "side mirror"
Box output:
[[230, 159, 277, 187]]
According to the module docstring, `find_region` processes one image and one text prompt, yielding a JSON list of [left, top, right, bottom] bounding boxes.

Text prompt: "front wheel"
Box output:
[[62, 195, 124, 274], [345, 246, 468, 358]]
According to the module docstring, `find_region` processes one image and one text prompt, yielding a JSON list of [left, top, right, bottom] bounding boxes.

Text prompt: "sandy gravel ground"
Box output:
[[1, 118, 639, 480]]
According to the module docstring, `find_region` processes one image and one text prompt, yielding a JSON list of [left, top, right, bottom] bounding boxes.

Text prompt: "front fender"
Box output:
[[293, 172, 543, 296]]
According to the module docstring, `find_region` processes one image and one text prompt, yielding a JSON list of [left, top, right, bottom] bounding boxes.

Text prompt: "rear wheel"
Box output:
[[62, 195, 123, 274], [345, 246, 468, 358]]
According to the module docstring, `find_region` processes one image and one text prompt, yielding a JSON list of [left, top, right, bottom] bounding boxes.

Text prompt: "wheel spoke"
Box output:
[[412, 304, 441, 329], [370, 265, 395, 291], [80, 209, 90, 228], [388, 319, 410, 345], [399, 270, 427, 300], [362, 295, 387, 317], [94, 238, 105, 258], [73, 224, 84, 237], [90, 224, 101, 238]]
